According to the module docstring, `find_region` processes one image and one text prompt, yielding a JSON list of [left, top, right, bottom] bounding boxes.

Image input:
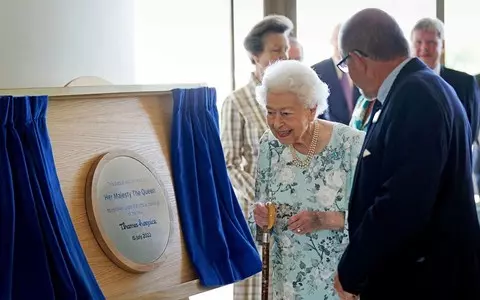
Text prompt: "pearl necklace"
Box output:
[[289, 121, 319, 168]]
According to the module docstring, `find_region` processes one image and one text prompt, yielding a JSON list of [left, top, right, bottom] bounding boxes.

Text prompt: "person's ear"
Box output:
[[252, 54, 261, 65], [351, 52, 367, 73], [310, 106, 317, 121]]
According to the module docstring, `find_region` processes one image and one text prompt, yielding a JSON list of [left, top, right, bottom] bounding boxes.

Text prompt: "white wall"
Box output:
[[133, 0, 232, 106], [0, 0, 135, 88]]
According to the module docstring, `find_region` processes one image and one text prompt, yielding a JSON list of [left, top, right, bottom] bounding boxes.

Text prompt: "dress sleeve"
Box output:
[[339, 130, 366, 240], [344, 130, 366, 208], [247, 132, 271, 243]]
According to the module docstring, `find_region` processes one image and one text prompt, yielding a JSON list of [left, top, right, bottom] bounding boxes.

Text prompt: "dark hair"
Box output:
[[244, 15, 293, 64], [340, 8, 410, 61]]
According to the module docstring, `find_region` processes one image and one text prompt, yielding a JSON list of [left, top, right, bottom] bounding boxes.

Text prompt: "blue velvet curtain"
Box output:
[[0, 96, 104, 299], [171, 87, 262, 286]]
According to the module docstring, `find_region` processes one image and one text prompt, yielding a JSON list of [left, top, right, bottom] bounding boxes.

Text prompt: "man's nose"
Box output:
[[420, 43, 429, 53]]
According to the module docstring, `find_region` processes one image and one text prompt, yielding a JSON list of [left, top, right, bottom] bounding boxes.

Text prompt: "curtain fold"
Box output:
[[0, 96, 104, 299], [170, 87, 262, 286]]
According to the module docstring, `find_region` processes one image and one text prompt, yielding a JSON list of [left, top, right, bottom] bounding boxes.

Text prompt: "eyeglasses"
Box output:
[[336, 50, 369, 73]]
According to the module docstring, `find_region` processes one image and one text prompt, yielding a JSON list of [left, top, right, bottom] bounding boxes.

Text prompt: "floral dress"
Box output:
[[249, 123, 365, 300]]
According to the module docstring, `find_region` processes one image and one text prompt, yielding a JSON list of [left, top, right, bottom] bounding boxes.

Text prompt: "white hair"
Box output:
[[256, 60, 329, 117]]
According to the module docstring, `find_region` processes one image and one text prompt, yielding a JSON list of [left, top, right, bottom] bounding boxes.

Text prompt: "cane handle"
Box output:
[[266, 202, 276, 230]]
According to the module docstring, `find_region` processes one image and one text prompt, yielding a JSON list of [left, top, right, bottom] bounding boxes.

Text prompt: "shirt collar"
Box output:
[[377, 57, 413, 104], [433, 63, 441, 75], [249, 72, 261, 86]]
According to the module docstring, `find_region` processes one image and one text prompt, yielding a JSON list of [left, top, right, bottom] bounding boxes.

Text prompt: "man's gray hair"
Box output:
[[339, 8, 410, 61], [411, 18, 445, 40], [288, 35, 300, 46], [244, 15, 294, 64], [288, 36, 304, 60]]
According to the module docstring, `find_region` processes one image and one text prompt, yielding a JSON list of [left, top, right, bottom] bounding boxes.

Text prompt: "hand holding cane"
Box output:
[[261, 202, 276, 300]]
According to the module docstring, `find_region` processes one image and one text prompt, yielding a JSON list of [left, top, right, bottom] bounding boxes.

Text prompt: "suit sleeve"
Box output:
[[337, 83, 450, 294], [467, 76, 480, 143], [311, 63, 331, 121]]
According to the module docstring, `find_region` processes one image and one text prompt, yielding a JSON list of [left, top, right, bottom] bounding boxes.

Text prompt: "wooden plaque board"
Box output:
[[86, 150, 173, 273]]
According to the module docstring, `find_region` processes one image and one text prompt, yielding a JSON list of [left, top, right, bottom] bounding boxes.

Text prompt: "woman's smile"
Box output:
[[276, 129, 292, 138]]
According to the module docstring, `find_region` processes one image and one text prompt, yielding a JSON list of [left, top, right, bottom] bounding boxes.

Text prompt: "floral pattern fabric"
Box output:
[[249, 123, 365, 300]]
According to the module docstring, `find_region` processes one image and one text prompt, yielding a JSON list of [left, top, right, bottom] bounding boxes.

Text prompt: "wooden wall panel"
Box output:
[[46, 92, 207, 299]]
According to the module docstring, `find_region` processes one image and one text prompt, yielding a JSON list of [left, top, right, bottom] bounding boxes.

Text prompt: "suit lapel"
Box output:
[[352, 87, 361, 106], [349, 100, 382, 204], [359, 58, 428, 150], [350, 58, 429, 200], [326, 59, 349, 121]]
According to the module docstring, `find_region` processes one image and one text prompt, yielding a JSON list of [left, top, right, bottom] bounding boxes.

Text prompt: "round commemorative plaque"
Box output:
[[86, 150, 172, 273]]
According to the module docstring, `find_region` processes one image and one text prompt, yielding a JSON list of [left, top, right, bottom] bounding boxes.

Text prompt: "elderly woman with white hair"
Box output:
[[249, 60, 365, 300]]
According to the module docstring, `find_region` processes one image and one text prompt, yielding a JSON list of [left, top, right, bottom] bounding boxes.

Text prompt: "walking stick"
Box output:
[[261, 202, 276, 300]]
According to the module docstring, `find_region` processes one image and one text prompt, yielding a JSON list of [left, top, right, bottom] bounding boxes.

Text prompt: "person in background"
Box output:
[[287, 36, 303, 61], [334, 8, 480, 300], [312, 23, 360, 124], [220, 14, 293, 300], [411, 17, 480, 141], [411, 17, 480, 199], [251, 60, 365, 300]]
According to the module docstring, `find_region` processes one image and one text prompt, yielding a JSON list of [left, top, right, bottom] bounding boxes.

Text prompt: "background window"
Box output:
[[233, 0, 264, 89], [297, 0, 436, 66], [444, 0, 480, 75], [134, 0, 232, 108]]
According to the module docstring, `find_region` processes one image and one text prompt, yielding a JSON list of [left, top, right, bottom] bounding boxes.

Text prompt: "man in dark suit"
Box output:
[[333, 8, 480, 300], [411, 17, 480, 142], [311, 24, 360, 124], [410, 18, 480, 204]]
